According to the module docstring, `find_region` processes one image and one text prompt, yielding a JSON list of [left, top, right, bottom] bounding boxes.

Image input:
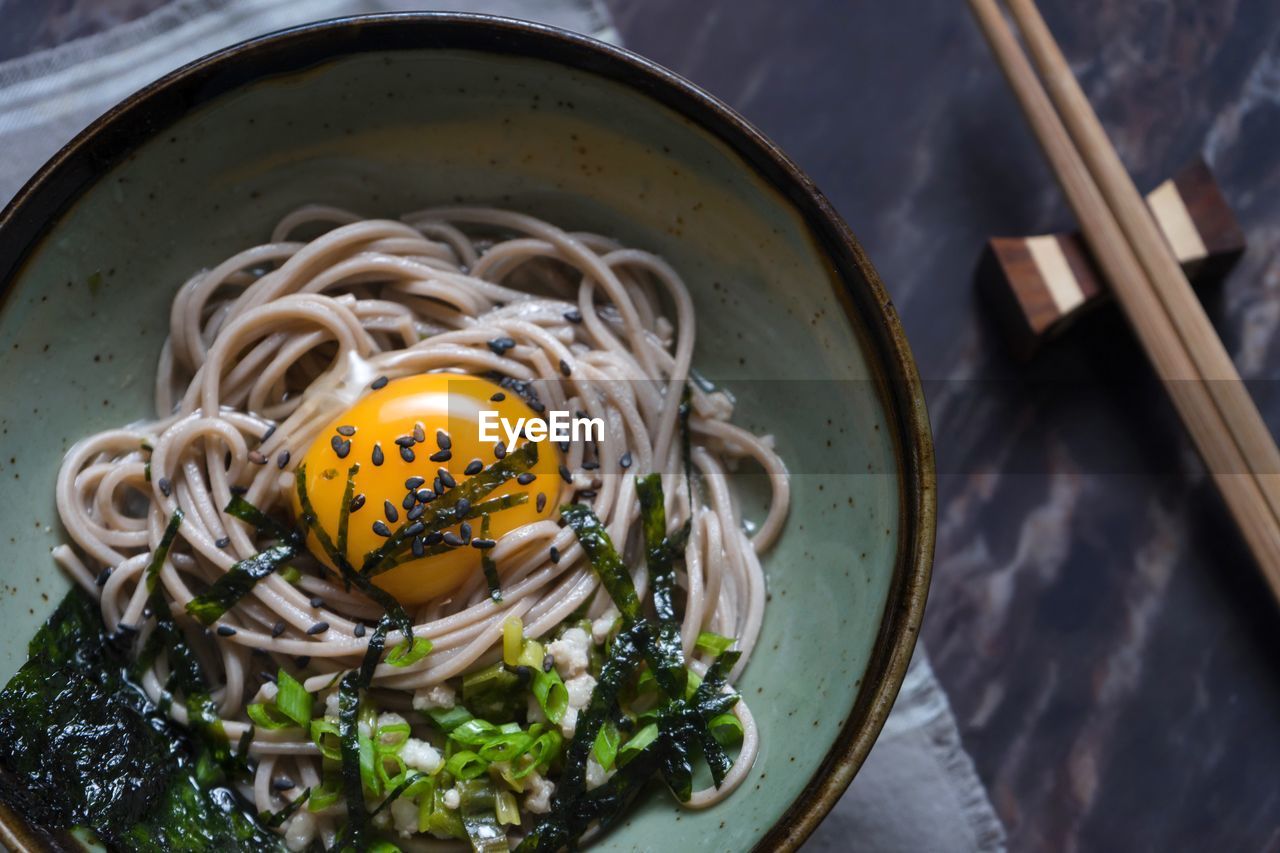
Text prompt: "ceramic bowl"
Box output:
[[0, 14, 933, 851]]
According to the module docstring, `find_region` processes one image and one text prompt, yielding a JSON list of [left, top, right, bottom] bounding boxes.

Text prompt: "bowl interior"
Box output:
[[0, 30, 915, 850]]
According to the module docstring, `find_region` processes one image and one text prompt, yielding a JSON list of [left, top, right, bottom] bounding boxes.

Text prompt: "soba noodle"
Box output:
[[51, 206, 788, 849]]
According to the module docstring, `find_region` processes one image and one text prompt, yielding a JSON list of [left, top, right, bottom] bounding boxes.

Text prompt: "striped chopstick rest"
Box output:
[[980, 158, 1245, 357]]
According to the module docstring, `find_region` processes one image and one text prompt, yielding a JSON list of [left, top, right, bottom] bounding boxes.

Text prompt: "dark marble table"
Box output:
[[5, 1, 1280, 850]]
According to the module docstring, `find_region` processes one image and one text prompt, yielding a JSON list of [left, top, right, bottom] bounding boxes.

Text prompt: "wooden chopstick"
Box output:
[[966, 0, 1280, 599], [1003, 0, 1280, 526]]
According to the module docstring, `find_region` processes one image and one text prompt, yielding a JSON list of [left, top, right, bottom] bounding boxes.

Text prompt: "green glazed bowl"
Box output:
[[0, 14, 933, 852]]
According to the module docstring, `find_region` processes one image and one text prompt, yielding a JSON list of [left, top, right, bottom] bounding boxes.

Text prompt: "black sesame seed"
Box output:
[[405, 476, 426, 490], [262, 424, 278, 442], [536, 493, 547, 513], [306, 622, 329, 636], [490, 392, 506, 402], [407, 504, 425, 521], [517, 472, 536, 485], [432, 477, 443, 494], [578, 489, 598, 499], [400, 445, 415, 463], [530, 400, 546, 414], [416, 489, 435, 502], [459, 521, 472, 541], [493, 442, 507, 459], [455, 498, 470, 516], [372, 444, 385, 466], [439, 469, 457, 489], [95, 567, 113, 586], [542, 653, 555, 672], [295, 656, 311, 668], [272, 775, 296, 792], [564, 309, 583, 324], [372, 520, 392, 537], [215, 537, 231, 549], [371, 376, 389, 390], [336, 425, 356, 437], [549, 546, 561, 564], [384, 500, 399, 523], [559, 359, 572, 377], [404, 521, 425, 537], [354, 623, 367, 638], [471, 538, 496, 549], [436, 430, 452, 450], [231, 485, 248, 496], [558, 464, 572, 483], [487, 337, 516, 355], [464, 459, 483, 475], [158, 477, 172, 497], [412, 423, 426, 443], [394, 435, 416, 447], [558, 441, 570, 454], [443, 532, 464, 547], [582, 460, 599, 471], [248, 450, 268, 465], [260, 670, 277, 683], [216, 625, 236, 637], [309, 596, 324, 608], [429, 449, 452, 463], [425, 531, 444, 546], [402, 491, 417, 511], [620, 451, 633, 469], [271, 621, 286, 638], [513, 665, 533, 687], [334, 438, 351, 458], [411, 537, 425, 558], [277, 450, 291, 469], [349, 493, 367, 513]]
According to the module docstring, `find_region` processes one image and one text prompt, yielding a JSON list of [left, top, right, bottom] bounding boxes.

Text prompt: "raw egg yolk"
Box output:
[[291, 374, 560, 604]]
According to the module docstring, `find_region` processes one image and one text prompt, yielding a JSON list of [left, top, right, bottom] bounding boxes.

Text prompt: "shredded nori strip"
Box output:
[[262, 787, 310, 828], [186, 544, 296, 625], [479, 512, 502, 602], [558, 504, 641, 623], [635, 474, 687, 697]]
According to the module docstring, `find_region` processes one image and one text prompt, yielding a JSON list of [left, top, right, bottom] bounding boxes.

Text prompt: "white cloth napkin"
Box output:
[[0, 2, 1004, 850]]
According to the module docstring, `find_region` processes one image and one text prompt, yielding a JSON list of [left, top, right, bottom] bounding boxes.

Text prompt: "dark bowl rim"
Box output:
[[0, 12, 935, 852]]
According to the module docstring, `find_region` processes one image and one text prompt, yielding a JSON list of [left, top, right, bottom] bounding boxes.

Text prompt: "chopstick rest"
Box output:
[[979, 158, 1245, 358]]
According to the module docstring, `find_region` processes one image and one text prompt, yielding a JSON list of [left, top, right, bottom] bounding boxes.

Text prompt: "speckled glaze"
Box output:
[[0, 15, 933, 851]]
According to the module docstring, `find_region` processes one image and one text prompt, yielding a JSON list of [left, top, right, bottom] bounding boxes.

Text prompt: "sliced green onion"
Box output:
[[376, 718, 411, 749], [246, 702, 293, 730], [695, 631, 735, 655], [426, 784, 466, 839], [592, 720, 621, 771], [308, 777, 343, 812], [450, 717, 500, 747], [309, 719, 342, 761], [275, 669, 312, 727], [386, 635, 433, 667], [462, 662, 524, 723], [708, 712, 743, 747], [279, 565, 302, 585], [495, 789, 521, 826], [617, 722, 660, 767], [415, 774, 438, 833], [503, 616, 523, 667], [478, 730, 534, 763], [512, 730, 562, 780], [425, 705, 474, 733], [445, 750, 489, 780]]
